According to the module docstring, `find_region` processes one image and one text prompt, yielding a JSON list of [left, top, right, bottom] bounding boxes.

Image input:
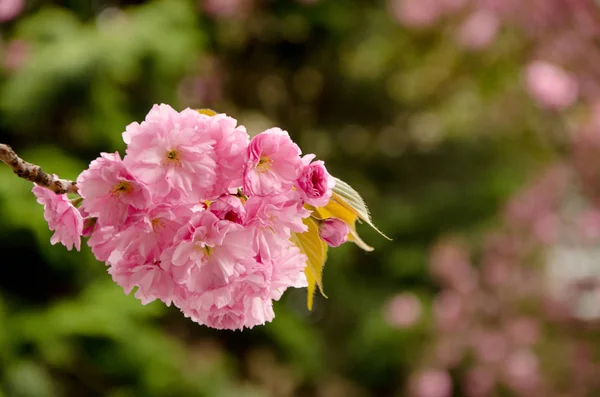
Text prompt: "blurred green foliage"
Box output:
[[0, 0, 563, 396]]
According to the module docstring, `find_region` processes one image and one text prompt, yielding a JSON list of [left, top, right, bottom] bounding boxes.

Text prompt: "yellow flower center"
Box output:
[[256, 156, 273, 173], [165, 150, 181, 166], [194, 242, 213, 257], [151, 218, 163, 232], [111, 181, 133, 196]]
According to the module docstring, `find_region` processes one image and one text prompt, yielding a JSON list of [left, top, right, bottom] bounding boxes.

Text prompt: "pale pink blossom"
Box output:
[[77, 152, 151, 228], [33, 184, 84, 251], [295, 154, 335, 207], [181, 287, 275, 330], [464, 367, 495, 397], [87, 226, 119, 262], [433, 291, 463, 330], [504, 349, 540, 392], [165, 210, 256, 293], [267, 242, 308, 300], [456, 10, 499, 50], [245, 191, 309, 237], [245, 192, 309, 259], [202, 0, 252, 19], [473, 331, 508, 364], [506, 317, 540, 346], [209, 194, 246, 224], [109, 253, 179, 306], [123, 104, 218, 202], [410, 369, 452, 397], [0, 0, 24, 22], [110, 204, 193, 262], [205, 113, 249, 197], [384, 292, 422, 328], [525, 60, 579, 110], [3, 39, 29, 71], [390, 0, 441, 28], [243, 128, 302, 197], [318, 218, 349, 247]]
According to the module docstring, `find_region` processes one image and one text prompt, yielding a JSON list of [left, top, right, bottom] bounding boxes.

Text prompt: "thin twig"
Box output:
[[0, 144, 78, 194]]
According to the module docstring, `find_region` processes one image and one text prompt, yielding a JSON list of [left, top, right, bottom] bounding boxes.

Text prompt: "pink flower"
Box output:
[[33, 184, 83, 251], [181, 287, 275, 330], [202, 0, 252, 19], [245, 192, 309, 258], [209, 194, 246, 224], [77, 152, 151, 228], [295, 154, 335, 207], [267, 242, 308, 300], [318, 218, 349, 247], [3, 39, 29, 71], [243, 128, 302, 197], [87, 226, 119, 262], [165, 210, 256, 293], [456, 10, 499, 50], [245, 192, 309, 237], [390, 0, 441, 28], [0, 0, 24, 22], [410, 369, 452, 397], [123, 104, 219, 201], [384, 292, 422, 328], [206, 114, 249, 197], [524, 61, 579, 110], [110, 204, 193, 262], [109, 253, 179, 306]]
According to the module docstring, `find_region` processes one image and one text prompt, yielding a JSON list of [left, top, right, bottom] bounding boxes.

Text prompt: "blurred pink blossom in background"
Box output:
[[3, 39, 29, 72], [0, 0, 23, 22], [456, 10, 499, 50], [410, 369, 452, 397], [201, 0, 251, 19], [464, 367, 495, 397], [389, 0, 441, 28], [524, 60, 579, 110], [383, 292, 422, 328]]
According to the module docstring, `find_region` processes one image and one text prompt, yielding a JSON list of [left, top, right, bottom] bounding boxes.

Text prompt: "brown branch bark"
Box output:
[[0, 144, 78, 194]]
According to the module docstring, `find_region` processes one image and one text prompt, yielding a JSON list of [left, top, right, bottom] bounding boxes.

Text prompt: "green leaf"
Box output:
[[290, 217, 328, 310], [331, 177, 391, 241]]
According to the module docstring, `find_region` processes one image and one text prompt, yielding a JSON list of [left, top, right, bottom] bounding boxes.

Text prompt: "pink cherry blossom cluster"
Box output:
[[32, 104, 348, 330]]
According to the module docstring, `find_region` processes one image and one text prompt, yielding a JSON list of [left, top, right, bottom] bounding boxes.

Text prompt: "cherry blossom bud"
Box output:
[[319, 218, 349, 247]]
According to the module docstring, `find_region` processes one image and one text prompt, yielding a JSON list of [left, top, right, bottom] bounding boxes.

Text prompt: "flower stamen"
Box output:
[[165, 150, 182, 166], [111, 181, 133, 196], [256, 156, 273, 173]]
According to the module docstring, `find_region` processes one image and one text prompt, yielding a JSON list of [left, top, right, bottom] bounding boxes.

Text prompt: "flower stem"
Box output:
[[0, 143, 78, 194]]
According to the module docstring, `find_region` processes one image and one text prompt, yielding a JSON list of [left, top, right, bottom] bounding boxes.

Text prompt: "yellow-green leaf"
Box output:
[[331, 177, 391, 240], [290, 217, 328, 310]]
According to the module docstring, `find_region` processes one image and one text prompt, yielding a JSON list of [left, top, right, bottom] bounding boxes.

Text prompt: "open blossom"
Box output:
[[165, 210, 256, 293], [33, 184, 83, 251], [109, 253, 178, 306], [209, 194, 246, 224], [123, 104, 219, 201], [243, 128, 302, 196], [206, 114, 249, 197], [319, 218, 349, 247], [77, 152, 151, 228], [245, 192, 310, 258], [296, 154, 335, 207]]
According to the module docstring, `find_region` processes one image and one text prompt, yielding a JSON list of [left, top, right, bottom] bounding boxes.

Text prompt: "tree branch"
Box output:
[[0, 144, 78, 194]]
